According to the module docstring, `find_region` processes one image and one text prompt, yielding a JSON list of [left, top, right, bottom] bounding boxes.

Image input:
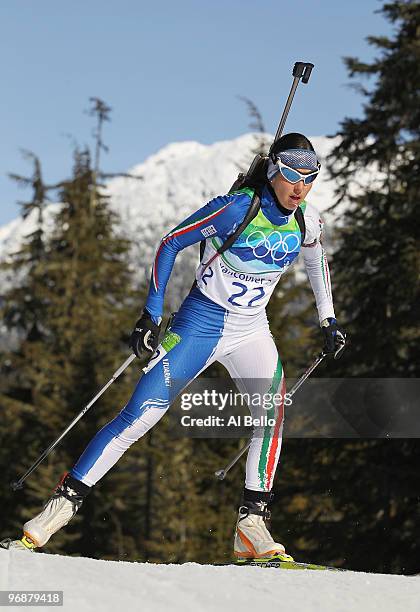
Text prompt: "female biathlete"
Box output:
[[4, 133, 345, 559]]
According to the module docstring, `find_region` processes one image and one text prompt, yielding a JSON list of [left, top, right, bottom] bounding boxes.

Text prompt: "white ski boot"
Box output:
[[234, 498, 292, 560], [1, 472, 90, 551]]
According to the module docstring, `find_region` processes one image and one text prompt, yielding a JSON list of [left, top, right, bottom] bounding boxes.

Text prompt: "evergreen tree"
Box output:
[[0, 153, 53, 544], [327, 0, 420, 376], [42, 146, 143, 557], [3, 151, 53, 336], [0, 103, 150, 559]]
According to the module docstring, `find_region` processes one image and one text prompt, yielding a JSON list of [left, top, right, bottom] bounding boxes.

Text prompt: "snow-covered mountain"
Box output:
[[0, 133, 339, 311]]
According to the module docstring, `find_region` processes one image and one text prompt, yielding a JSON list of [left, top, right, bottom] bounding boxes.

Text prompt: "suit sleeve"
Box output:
[[301, 203, 336, 323], [144, 193, 248, 321]]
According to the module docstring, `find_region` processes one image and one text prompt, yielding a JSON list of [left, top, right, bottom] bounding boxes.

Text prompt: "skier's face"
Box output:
[[271, 171, 314, 211]]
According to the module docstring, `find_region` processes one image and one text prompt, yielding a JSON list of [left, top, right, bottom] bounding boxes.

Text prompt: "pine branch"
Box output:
[[237, 95, 266, 133]]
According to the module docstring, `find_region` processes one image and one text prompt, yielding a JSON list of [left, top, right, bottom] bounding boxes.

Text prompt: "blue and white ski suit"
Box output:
[[71, 185, 335, 492]]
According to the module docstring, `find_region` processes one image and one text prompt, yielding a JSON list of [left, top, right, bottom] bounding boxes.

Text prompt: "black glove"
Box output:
[[321, 317, 346, 359], [129, 310, 161, 358]]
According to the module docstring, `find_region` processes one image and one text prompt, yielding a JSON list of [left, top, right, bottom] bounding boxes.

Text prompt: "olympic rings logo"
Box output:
[[245, 230, 300, 263]]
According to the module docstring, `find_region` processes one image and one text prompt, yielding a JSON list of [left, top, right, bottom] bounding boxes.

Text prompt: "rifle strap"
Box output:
[[295, 205, 306, 244], [199, 189, 261, 271], [200, 189, 306, 271]]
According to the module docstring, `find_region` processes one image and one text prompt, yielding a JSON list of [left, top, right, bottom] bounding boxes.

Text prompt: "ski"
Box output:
[[215, 553, 346, 572], [236, 560, 345, 571]]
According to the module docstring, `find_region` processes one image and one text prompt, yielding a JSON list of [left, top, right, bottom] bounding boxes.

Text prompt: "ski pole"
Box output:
[[214, 351, 326, 481], [10, 353, 137, 491], [271, 61, 314, 151]]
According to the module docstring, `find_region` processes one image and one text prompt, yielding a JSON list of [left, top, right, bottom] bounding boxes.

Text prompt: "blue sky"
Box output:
[[0, 0, 391, 224]]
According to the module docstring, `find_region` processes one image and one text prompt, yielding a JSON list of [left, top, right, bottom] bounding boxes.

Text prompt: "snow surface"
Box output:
[[1, 549, 419, 612]]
